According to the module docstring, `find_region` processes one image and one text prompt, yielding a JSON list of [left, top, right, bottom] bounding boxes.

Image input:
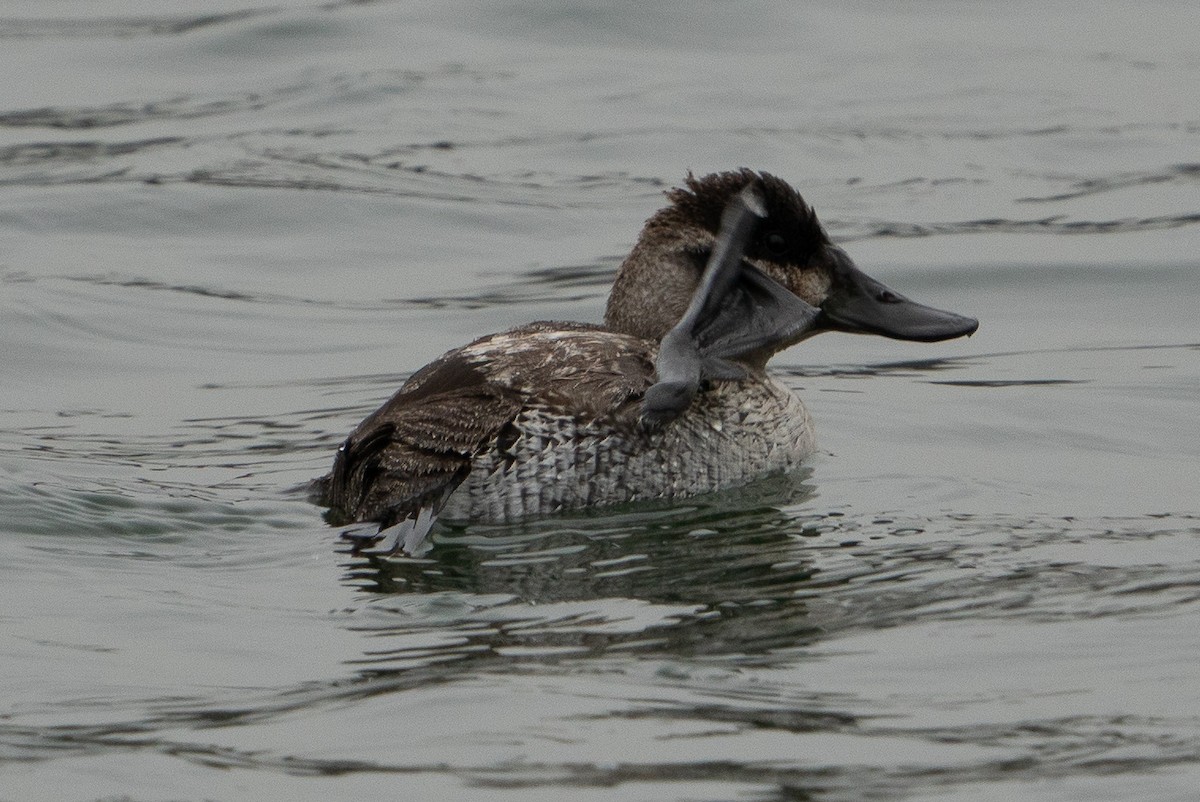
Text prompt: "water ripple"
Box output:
[[1017, 163, 1200, 203], [842, 213, 1200, 241], [0, 9, 266, 40], [324, 509, 1200, 675]]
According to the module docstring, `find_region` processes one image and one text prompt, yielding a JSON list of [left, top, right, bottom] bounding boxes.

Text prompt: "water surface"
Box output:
[[2, 1, 1198, 800]]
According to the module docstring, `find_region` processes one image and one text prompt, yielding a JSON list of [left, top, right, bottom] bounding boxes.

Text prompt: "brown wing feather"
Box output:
[[324, 354, 522, 526]]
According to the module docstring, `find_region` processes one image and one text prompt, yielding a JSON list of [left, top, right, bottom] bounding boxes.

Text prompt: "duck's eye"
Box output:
[[763, 231, 787, 255]]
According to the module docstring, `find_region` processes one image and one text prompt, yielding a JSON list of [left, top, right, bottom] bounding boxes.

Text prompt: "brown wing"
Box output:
[[323, 352, 523, 528]]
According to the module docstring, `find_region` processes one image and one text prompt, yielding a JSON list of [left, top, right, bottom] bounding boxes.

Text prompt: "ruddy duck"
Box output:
[[317, 169, 977, 554]]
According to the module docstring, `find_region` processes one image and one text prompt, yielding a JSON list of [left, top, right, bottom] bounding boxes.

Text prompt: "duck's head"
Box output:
[[605, 169, 979, 357]]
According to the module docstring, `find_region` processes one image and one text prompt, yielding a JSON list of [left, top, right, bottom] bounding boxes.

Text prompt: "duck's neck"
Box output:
[[604, 241, 704, 342]]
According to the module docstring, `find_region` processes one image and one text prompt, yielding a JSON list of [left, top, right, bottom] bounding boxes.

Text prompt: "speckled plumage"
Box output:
[[439, 373, 814, 522], [318, 169, 978, 551]]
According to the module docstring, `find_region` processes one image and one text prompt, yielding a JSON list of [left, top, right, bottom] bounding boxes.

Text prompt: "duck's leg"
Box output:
[[642, 184, 823, 429], [642, 185, 767, 428]]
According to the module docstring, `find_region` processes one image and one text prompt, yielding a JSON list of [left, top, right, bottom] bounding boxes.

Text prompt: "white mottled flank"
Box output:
[[439, 378, 815, 522]]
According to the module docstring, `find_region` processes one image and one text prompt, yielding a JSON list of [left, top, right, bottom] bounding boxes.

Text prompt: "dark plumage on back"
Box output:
[[324, 352, 522, 528]]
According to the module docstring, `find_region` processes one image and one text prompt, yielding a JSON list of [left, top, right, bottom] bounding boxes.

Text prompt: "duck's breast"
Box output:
[[440, 376, 814, 522]]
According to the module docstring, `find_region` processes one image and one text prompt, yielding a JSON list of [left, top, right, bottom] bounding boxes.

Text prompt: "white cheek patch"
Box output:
[[754, 261, 832, 306], [792, 269, 832, 305]]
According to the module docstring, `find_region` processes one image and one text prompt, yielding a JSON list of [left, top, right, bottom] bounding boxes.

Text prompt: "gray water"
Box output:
[[2, 1, 1199, 800]]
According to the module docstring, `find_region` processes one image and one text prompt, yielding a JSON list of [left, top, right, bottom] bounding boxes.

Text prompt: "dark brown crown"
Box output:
[[648, 169, 830, 263]]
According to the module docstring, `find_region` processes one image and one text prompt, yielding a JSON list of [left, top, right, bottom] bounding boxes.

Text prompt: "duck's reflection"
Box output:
[[336, 472, 832, 671]]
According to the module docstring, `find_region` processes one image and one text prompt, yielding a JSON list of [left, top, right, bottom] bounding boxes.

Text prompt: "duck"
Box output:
[[316, 169, 978, 554]]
